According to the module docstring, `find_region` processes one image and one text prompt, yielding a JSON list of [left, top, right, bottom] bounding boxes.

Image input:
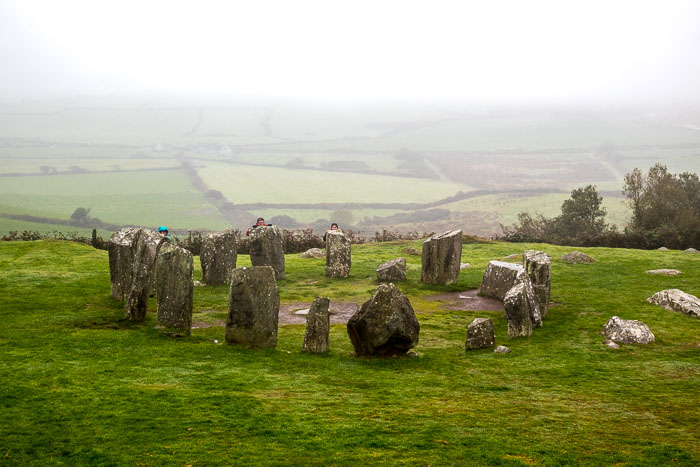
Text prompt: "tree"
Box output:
[[70, 207, 91, 226], [553, 185, 607, 239]]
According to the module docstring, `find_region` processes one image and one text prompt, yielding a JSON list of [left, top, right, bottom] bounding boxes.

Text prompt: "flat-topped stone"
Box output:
[[479, 260, 523, 301], [646, 269, 681, 276], [200, 230, 237, 285], [248, 226, 285, 280]]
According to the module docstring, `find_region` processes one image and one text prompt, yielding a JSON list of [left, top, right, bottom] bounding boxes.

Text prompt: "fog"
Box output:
[[2, 0, 699, 105]]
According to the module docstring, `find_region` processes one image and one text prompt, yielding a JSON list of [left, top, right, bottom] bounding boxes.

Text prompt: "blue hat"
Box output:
[[158, 226, 168, 232]]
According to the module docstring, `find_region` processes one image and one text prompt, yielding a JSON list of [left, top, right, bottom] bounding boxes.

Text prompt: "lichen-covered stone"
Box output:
[[561, 251, 595, 264], [155, 242, 194, 332], [302, 297, 330, 353], [503, 282, 534, 337], [108, 227, 140, 301], [646, 269, 681, 276], [376, 257, 407, 282], [325, 231, 351, 278], [494, 345, 511, 354], [225, 266, 280, 348], [601, 316, 655, 344], [200, 230, 237, 285], [684, 248, 698, 253], [479, 260, 523, 301], [465, 318, 495, 350], [299, 248, 325, 259], [421, 230, 462, 285], [523, 250, 551, 318], [647, 289, 700, 318], [124, 229, 161, 321], [248, 226, 285, 280], [347, 283, 420, 357]]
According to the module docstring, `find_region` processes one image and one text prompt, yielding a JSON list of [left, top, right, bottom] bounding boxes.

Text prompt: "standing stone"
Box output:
[[302, 297, 331, 353], [124, 229, 162, 321], [479, 261, 523, 301], [421, 230, 462, 285], [155, 242, 194, 332], [376, 257, 407, 282], [248, 226, 285, 280], [465, 318, 495, 350], [108, 227, 140, 301], [325, 230, 351, 278], [225, 266, 280, 348], [503, 282, 534, 337], [647, 289, 700, 318], [347, 283, 420, 357], [601, 316, 655, 344], [200, 230, 238, 285], [515, 270, 542, 327], [523, 250, 551, 318]]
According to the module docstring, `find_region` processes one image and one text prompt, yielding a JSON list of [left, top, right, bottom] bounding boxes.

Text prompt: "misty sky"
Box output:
[[1, 0, 699, 103]]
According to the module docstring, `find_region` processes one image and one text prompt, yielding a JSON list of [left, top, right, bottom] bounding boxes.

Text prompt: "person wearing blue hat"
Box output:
[[158, 226, 171, 241]]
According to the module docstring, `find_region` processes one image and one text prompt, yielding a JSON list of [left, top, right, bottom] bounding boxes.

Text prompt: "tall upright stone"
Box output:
[[155, 242, 194, 332], [347, 283, 420, 357], [108, 227, 140, 301], [248, 226, 285, 280], [503, 282, 534, 337], [302, 297, 331, 353], [421, 230, 462, 285], [225, 266, 280, 348], [523, 250, 551, 317], [124, 229, 161, 321], [325, 230, 351, 278], [200, 230, 237, 285]]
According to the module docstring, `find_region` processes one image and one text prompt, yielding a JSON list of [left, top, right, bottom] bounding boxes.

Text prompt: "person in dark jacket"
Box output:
[[323, 223, 341, 242]]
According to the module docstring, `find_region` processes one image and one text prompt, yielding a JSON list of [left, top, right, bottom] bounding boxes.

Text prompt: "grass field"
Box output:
[[0, 170, 230, 230], [0, 240, 698, 464], [0, 217, 112, 239], [197, 162, 470, 204]]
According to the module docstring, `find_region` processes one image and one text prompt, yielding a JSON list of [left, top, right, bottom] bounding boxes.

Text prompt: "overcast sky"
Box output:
[[1, 0, 699, 104]]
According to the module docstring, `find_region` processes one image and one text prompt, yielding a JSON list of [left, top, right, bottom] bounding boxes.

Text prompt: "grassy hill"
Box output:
[[1, 240, 698, 465]]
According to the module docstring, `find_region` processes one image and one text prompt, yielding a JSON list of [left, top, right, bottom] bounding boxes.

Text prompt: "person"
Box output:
[[323, 223, 342, 242], [158, 226, 171, 240], [246, 217, 270, 236]]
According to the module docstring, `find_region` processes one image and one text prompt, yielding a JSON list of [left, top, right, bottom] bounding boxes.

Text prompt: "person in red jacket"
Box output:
[[246, 217, 270, 236]]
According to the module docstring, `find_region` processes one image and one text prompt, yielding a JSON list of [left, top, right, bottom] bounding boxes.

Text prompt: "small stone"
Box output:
[[504, 254, 520, 260], [657, 246, 669, 251], [460, 263, 472, 269], [465, 318, 495, 350], [404, 247, 421, 256], [684, 248, 698, 253], [494, 345, 511, 354], [299, 248, 325, 258], [647, 289, 700, 318], [406, 350, 419, 358], [193, 280, 204, 287], [561, 251, 595, 264], [601, 316, 655, 344], [603, 339, 620, 350], [376, 257, 407, 282], [294, 308, 310, 315], [646, 269, 682, 276]]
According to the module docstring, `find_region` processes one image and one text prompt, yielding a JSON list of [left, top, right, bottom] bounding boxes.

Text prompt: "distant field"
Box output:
[[198, 162, 470, 204], [0, 217, 112, 238], [0, 170, 230, 230]]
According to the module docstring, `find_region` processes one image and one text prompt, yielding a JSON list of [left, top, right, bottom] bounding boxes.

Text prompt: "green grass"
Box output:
[[0, 170, 231, 230], [198, 162, 471, 204], [1, 240, 698, 465]]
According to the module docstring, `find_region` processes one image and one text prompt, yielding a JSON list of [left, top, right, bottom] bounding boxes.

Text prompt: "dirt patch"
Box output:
[[279, 301, 360, 325], [424, 289, 504, 311]]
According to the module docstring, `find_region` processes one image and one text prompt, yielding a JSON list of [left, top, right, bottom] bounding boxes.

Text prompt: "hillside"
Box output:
[[0, 240, 699, 465]]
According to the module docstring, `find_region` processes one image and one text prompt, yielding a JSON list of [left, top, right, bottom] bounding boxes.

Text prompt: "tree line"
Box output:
[[499, 164, 699, 249]]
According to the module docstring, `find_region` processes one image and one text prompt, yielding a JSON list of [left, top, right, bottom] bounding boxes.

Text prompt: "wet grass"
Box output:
[[0, 240, 698, 465]]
